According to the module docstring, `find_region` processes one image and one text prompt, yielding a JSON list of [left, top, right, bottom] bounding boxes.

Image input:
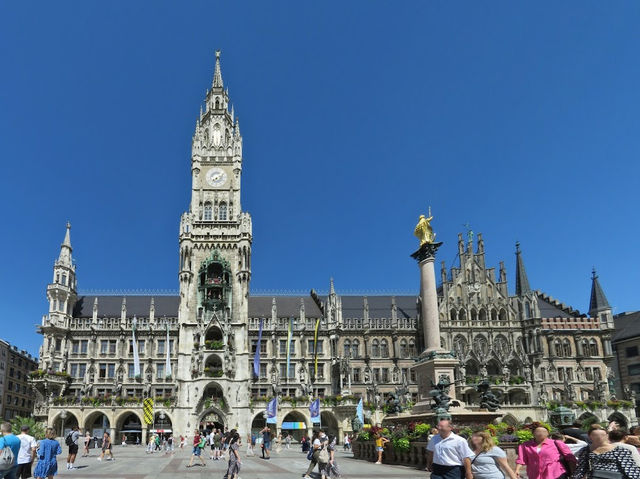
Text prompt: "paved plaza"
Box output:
[[50, 444, 426, 479]]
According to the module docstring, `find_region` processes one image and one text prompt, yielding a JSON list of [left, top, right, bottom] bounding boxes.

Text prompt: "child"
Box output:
[[374, 431, 389, 465]]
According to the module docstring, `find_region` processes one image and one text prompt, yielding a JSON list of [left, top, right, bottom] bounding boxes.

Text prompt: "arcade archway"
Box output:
[[281, 410, 307, 441], [85, 411, 111, 445], [51, 410, 79, 438], [199, 408, 226, 433], [320, 411, 339, 439], [151, 411, 173, 439], [251, 413, 266, 435], [116, 411, 143, 445]]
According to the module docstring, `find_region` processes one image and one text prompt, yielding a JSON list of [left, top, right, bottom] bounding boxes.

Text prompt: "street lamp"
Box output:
[[60, 410, 68, 438]]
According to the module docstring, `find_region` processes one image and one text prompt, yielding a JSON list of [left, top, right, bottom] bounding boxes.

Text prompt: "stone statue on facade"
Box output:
[[392, 365, 401, 384], [385, 392, 403, 414], [414, 208, 436, 245], [476, 380, 501, 411], [363, 366, 372, 384], [502, 364, 511, 384]]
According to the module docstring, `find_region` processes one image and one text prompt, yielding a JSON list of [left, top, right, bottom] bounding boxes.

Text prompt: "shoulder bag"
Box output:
[[588, 450, 623, 479]]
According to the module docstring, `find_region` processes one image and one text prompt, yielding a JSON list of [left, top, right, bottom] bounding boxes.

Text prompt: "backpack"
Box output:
[[65, 433, 74, 446], [0, 442, 14, 471], [198, 437, 207, 448]]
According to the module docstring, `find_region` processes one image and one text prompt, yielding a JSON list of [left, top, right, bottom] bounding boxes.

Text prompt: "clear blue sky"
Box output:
[[2, 2, 640, 355]]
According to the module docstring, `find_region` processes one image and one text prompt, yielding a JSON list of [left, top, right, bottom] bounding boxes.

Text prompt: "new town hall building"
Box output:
[[32, 53, 626, 441]]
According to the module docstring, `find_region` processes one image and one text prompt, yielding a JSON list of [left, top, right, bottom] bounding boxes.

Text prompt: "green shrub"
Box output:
[[516, 429, 533, 443], [414, 423, 431, 437], [392, 437, 410, 452]]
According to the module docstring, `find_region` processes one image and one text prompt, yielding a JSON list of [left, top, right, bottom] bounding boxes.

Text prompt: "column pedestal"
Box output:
[[410, 242, 458, 417]]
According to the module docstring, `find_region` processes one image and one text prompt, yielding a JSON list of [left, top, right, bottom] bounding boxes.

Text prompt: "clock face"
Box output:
[[206, 167, 228, 188]]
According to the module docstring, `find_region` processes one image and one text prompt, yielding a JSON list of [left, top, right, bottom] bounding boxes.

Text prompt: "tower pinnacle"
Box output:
[[589, 268, 611, 316], [58, 222, 73, 266], [515, 241, 531, 296], [212, 50, 223, 88]]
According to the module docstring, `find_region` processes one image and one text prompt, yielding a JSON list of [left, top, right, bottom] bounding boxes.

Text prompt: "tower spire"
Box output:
[[58, 222, 73, 266], [212, 50, 223, 88], [589, 268, 611, 316], [515, 241, 531, 296]]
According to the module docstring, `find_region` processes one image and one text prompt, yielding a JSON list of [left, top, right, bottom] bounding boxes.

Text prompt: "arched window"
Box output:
[[525, 302, 532, 319], [479, 309, 487, 322], [219, 202, 228, 221], [581, 339, 589, 356], [400, 339, 408, 358], [491, 309, 498, 322], [470, 309, 478, 322], [554, 339, 563, 357], [344, 340, 351, 358], [380, 339, 389, 358], [204, 202, 213, 221], [408, 339, 416, 357], [371, 340, 380, 358], [215, 97, 220, 109], [459, 309, 467, 322], [499, 309, 507, 321], [449, 309, 457, 322], [351, 339, 359, 359], [589, 339, 599, 357], [563, 339, 572, 357]]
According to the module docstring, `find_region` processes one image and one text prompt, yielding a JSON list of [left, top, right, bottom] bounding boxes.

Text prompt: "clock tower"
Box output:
[[176, 51, 253, 432]]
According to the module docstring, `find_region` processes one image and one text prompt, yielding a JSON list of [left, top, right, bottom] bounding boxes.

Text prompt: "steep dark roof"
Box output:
[[248, 296, 323, 318], [589, 269, 611, 315], [535, 291, 584, 318], [339, 295, 418, 320], [73, 296, 179, 318], [613, 311, 640, 343]]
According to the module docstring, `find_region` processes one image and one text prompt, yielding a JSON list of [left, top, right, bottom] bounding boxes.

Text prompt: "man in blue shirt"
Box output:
[[0, 422, 21, 479]]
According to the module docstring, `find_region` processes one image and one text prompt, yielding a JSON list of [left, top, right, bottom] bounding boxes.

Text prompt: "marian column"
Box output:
[[410, 210, 459, 417]]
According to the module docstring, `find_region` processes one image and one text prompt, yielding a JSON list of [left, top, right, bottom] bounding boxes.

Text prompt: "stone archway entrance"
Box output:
[[150, 412, 173, 440], [199, 408, 225, 434], [116, 412, 143, 445], [85, 411, 111, 446], [320, 411, 339, 440], [251, 413, 266, 435], [281, 411, 308, 441], [52, 411, 79, 438]]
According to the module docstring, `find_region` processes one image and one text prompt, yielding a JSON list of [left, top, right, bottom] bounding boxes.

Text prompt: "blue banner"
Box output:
[[253, 318, 264, 379], [356, 397, 364, 425], [309, 398, 320, 424], [266, 397, 278, 424]]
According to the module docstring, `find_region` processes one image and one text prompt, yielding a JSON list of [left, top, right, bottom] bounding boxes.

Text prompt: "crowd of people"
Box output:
[[400, 418, 640, 479]]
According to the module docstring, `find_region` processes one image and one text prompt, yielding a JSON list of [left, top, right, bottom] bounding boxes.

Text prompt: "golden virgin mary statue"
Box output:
[[414, 208, 436, 246]]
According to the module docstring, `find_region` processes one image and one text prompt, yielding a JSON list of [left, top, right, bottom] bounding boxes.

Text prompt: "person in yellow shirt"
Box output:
[[374, 432, 389, 465]]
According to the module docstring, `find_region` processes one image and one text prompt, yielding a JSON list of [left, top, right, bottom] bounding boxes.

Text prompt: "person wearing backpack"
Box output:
[[65, 426, 80, 470], [0, 422, 21, 479], [186, 430, 206, 468]]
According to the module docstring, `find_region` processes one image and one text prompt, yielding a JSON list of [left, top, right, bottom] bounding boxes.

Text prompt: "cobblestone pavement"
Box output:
[[50, 445, 427, 479]]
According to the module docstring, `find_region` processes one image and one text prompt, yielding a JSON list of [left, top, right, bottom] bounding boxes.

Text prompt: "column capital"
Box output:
[[411, 242, 443, 263]]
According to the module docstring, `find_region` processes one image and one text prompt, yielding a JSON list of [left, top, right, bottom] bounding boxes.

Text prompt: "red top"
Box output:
[[193, 434, 200, 446]]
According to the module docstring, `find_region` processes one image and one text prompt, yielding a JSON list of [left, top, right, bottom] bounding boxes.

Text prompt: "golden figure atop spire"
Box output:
[[414, 207, 436, 246]]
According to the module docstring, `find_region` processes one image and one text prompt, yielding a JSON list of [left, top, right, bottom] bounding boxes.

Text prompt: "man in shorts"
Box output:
[[186, 430, 206, 468], [260, 426, 272, 459], [66, 426, 80, 470]]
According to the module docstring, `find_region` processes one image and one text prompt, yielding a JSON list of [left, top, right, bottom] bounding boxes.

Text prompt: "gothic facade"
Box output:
[[31, 53, 627, 441]]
